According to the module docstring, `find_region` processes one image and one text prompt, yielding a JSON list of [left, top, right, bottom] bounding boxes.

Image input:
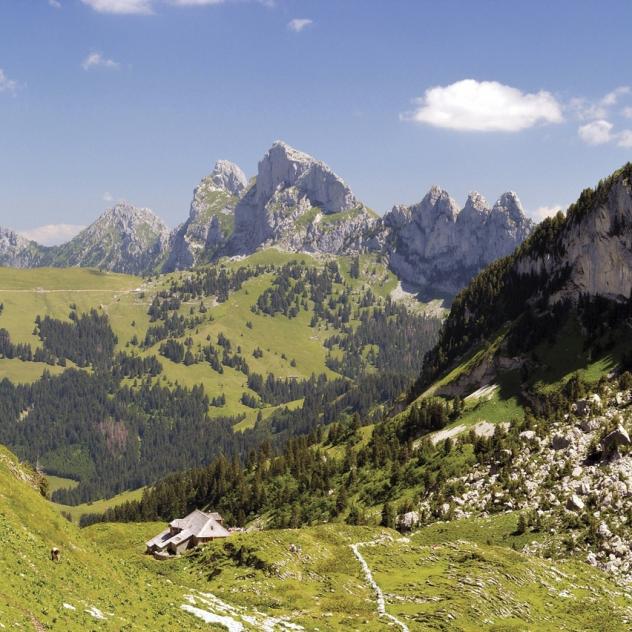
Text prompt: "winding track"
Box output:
[[350, 540, 410, 632]]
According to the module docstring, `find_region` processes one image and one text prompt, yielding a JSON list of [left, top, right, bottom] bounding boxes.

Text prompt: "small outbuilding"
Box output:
[[145, 509, 230, 559]]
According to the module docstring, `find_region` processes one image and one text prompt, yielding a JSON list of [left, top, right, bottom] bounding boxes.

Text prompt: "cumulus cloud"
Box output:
[[19, 224, 86, 246], [168, 0, 225, 5], [618, 130, 632, 148], [530, 204, 564, 222], [578, 119, 613, 145], [403, 79, 563, 132], [0, 68, 17, 95], [80, 0, 153, 14], [81, 0, 271, 13], [570, 86, 631, 121], [82, 52, 119, 71], [288, 18, 313, 32]]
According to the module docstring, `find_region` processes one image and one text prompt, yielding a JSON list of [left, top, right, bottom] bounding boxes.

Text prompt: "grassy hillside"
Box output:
[[2, 438, 631, 630], [88, 514, 632, 631], [0, 445, 209, 631], [0, 251, 407, 422], [0, 250, 442, 512]]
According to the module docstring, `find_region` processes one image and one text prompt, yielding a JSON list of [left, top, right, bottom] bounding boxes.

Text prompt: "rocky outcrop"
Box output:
[[515, 165, 632, 302], [51, 203, 170, 275], [0, 228, 48, 268], [0, 141, 540, 294], [164, 160, 246, 271], [381, 187, 534, 296], [228, 141, 378, 256]]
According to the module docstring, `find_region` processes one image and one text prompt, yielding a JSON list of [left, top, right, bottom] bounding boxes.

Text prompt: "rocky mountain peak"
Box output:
[[413, 187, 460, 228], [98, 202, 169, 237], [492, 191, 527, 222], [462, 191, 490, 217], [255, 141, 357, 213], [207, 160, 247, 197]]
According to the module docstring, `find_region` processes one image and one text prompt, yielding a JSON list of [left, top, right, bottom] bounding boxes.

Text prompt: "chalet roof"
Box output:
[[169, 509, 214, 534], [145, 528, 171, 549], [147, 509, 228, 551], [197, 519, 230, 539]]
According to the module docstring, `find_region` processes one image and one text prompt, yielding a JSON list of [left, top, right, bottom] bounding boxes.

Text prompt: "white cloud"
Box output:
[[403, 79, 563, 132], [103, 192, 115, 202], [0, 68, 17, 95], [80, 0, 153, 14], [288, 18, 313, 32], [49, 0, 62, 8], [82, 52, 120, 71], [601, 86, 630, 106], [19, 224, 86, 246], [578, 119, 613, 145], [618, 130, 632, 148], [570, 86, 631, 121], [530, 204, 564, 222], [81, 0, 271, 13], [168, 0, 224, 5], [622, 106, 632, 119]]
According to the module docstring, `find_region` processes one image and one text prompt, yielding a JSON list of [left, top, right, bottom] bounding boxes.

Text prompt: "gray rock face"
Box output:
[[602, 425, 631, 454], [207, 160, 247, 197], [228, 141, 377, 256], [381, 188, 534, 296], [52, 203, 170, 275], [164, 160, 246, 271], [254, 141, 357, 213], [515, 172, 632, 302], [0, 228, 47, 267], [0, 142, 538, 295]]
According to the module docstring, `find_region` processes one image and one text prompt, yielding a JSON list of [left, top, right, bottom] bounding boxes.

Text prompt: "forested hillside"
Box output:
[[0, 251, 441, 507]]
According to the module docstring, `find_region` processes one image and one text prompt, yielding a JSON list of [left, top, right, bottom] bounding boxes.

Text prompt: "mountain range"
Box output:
[[0, 141, 534, 298]]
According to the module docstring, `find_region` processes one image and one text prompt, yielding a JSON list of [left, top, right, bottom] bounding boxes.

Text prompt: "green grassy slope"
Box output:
[[88, 515, 632, 631], [0, 251, 403, 424], [0, 446, 208, 631]]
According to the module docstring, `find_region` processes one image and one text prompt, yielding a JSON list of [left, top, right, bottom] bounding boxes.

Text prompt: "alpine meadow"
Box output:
[[2, 2, 632, 630]]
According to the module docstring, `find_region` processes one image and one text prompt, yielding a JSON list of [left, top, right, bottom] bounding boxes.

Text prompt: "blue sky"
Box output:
[[1, 0, 632, 243]]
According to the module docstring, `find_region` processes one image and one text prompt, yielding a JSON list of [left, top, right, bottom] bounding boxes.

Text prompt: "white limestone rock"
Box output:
[[164, 160, 246, 271], [228, 141, 377, 256], [382, 188, 534, 295]]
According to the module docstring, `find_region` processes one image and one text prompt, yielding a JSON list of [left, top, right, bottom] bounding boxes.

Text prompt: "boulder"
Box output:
[[398, 511, 420, 530], [580, 418, 600, 433], [566, 494, 585, 512], [602, 425, 631, 453], [551, 434, 571, 450]]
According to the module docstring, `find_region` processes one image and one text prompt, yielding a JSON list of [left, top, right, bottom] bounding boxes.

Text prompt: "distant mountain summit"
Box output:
[[0, 227, 47, 268], [416, 162, 632, 395], [228, 141, 377, 256], [0, 141, 536, 298], [381, 187, 534, 296], [164, 160, 246, 271], [50, 203, 170, 275]]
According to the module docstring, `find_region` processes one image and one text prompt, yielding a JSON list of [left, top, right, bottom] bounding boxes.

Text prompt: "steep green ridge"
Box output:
[[0, 446, 208, 630]]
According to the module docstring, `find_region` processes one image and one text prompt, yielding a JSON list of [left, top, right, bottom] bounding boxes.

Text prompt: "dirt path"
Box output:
[[350, 540, 409, 632]]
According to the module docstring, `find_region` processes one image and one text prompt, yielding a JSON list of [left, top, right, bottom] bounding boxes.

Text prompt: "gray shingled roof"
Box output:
[[147, 509, 229, 550]]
